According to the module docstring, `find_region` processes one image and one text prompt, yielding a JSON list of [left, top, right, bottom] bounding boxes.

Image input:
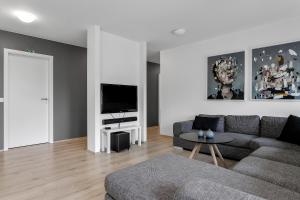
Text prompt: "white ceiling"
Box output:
[[1, 0, 300, 63]]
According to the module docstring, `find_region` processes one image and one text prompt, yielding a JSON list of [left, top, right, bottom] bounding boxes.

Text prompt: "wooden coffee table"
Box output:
[[180, 132, 233, 168]]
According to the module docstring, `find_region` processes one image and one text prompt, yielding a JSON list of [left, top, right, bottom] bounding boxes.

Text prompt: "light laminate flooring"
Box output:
[[0, 127, 236, 200]]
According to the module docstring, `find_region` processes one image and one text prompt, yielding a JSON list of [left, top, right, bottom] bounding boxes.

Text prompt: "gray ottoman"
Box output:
[[105, 154, 300, 200]]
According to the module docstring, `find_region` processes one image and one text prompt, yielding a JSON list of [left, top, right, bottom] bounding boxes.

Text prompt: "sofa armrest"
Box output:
[[173, 120, 194, 137], [173, 179, 265, 200]]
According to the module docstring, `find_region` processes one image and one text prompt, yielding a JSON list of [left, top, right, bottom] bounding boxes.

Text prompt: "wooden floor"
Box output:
[[0, 127, 236, 200]]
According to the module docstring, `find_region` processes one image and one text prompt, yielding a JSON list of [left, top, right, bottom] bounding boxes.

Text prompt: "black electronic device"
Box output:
[[101, 83, 138, 114], [102, 117, 137, 125], [111, 131, 130, 152]]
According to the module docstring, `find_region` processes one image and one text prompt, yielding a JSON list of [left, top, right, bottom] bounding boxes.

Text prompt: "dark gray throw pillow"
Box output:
[[278, 115, 300, 145], [192, 116, 219, 131]]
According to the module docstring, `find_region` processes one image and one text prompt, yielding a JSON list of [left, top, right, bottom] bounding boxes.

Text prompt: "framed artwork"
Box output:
[[252, 41, 300, 100], [207, 51, 245, 100]]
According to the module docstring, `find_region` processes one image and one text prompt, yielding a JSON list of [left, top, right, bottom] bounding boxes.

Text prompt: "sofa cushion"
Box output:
[[260, 116, 287, 138], [173, 120, 194, 137], [198, 114, 225, 132], [225, 115, 260, 135], [192, 116, 220, 131], [105, 154, 300, 200], [278, 115, 300, 145], [218, 132, 257, 149], [251, 146, 300, 167], [174, 179, 265, 200], [233, 156, 300, 193], [249, 137, 300, 151]]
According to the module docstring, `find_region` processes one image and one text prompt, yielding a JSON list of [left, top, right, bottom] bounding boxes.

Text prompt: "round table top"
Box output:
[[179, 132, 234, 144]]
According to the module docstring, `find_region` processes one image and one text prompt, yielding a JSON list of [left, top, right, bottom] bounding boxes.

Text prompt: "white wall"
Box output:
[[160, 17, 300, 136], [101, 32, 146, 135], [87, 26, 147, 152], [102, 32, 139, 85], [87, 26, 101, 152]]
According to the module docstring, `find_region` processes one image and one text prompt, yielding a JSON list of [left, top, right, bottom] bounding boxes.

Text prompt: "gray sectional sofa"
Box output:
[[105, 115, 300, 200], [173, 115, 300, 160], [105, 148, 300, 200]]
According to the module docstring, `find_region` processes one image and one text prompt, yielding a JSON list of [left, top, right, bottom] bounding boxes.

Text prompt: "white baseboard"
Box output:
[[54, 136, 87, 143]]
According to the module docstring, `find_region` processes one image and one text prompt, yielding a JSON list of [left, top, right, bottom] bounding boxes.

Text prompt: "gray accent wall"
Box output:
[[147, 62, 160, 127], [0, 30, 87, 149]]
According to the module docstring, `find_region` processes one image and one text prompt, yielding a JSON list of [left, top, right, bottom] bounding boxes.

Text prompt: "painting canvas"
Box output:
[[252, 41, 300, 100], [207, 51, 245, 100]]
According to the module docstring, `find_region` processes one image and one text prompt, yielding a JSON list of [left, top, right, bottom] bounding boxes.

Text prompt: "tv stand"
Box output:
[[100, 125, 141, 153]]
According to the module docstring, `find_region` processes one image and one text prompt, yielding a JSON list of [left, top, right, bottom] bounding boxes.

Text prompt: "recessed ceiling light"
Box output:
[[13, 11, 37, 23], [171, 28, 186, 36]]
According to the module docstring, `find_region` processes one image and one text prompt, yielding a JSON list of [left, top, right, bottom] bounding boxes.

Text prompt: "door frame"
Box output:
[[3, 49, 54, 151]]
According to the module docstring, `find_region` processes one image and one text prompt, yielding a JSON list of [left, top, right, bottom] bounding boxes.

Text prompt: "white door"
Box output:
[[7, 53, 49, 148]]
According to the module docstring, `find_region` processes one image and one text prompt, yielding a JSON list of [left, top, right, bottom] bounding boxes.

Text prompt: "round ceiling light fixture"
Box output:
[[13, 10, 37, 23], [171, 28, 186, 36]]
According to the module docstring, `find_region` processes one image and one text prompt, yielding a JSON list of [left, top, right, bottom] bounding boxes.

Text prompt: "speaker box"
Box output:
[[111, 131, 130, 152], [102, 117, 137, 125]]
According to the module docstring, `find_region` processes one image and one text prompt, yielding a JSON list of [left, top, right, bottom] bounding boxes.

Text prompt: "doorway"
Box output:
[[147, 62, 160, 127], [4, 49, 53, 150]]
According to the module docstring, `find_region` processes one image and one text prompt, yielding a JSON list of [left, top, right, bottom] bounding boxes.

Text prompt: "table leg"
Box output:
[[189, 144, 202, 159], [101, 130, 105, 152], [107, 132, 111, 154], [213, 144, 227, 168], [208, 145, 218, 166], [131, 130, 135, 145], [138, 127, 142, 146]]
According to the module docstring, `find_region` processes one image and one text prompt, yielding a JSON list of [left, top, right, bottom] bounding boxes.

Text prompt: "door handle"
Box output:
[[41, 98, 48, 101]]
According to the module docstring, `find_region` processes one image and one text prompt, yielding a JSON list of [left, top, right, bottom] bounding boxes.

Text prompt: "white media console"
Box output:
[[100, 125, 141, 153]]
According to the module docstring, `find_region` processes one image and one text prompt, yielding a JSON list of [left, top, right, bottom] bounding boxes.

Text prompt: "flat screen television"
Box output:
[[101, 83, 138, 114]]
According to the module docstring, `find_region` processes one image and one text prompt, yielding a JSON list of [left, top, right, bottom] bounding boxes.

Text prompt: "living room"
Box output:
[[1, 1, 300, 200]]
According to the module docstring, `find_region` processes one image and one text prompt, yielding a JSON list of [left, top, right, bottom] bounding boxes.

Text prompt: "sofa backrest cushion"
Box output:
[[173, 120, 194, 137], [225, 115, 260, 135], [261, 116, 287, 138], [198, 114, 224, 132]]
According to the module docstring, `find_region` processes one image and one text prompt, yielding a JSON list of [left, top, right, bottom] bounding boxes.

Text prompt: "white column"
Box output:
[[138, 42, 147, 142], [87, 25, 101, 152]]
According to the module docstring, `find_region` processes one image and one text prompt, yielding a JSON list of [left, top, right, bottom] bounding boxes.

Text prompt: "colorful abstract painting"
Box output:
[[252, 41, 300, 100], [207, 52, 245, 100]]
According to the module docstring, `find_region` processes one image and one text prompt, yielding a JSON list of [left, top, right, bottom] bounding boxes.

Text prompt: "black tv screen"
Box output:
[[101, 83, 138, 114]]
